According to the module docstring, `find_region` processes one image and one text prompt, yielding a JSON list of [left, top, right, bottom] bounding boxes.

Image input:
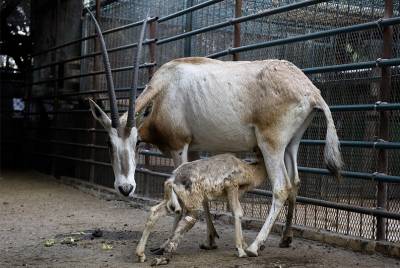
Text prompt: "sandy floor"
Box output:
[[0, 170, 399, 268]]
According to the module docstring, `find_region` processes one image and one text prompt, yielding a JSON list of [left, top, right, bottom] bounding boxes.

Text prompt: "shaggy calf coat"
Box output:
[[136, 153, 267, 265]]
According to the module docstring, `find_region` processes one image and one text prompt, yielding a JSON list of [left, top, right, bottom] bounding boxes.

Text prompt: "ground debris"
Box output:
[[102, 243, 113, 250], [61, 237, 78, 245], [44, 239, 56, 247]]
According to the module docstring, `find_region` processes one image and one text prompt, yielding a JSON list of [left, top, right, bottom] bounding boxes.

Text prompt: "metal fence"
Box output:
[[2, 0, 400, 244]]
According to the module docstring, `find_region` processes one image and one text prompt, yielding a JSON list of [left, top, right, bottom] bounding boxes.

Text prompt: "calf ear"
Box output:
[[88, 99, 112, 130]]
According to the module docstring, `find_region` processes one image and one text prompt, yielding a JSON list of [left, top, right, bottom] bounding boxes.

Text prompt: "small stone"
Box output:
[[3, 202, 9, 205]]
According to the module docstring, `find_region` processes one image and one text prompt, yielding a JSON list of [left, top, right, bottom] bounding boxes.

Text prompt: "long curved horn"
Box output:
[[86, 8, 120, 128], [126, 10, 150, 129]]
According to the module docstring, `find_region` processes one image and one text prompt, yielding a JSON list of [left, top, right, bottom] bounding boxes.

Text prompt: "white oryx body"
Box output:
[[135, 58, 320, 154]]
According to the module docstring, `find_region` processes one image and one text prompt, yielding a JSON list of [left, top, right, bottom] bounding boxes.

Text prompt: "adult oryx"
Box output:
[[87, 11, 343, 257]]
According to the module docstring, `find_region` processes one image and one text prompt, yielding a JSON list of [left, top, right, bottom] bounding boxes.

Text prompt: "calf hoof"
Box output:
[[244, 244, 259, 257], [199, 243, 218, 250], [137, 253, 146, 263], [279, 237, 292, 248], [150, 247, 165, 255], [151, 257, 169, 266]]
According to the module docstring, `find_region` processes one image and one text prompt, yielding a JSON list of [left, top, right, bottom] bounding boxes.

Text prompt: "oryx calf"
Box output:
[[136, 153, 266, 265]]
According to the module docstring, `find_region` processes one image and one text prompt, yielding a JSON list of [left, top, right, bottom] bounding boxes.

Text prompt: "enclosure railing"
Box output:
[[2, 0, 399, 244]]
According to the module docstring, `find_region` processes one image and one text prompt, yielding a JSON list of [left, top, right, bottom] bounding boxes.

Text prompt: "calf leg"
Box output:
[[199, 200, 219, 250], [136, 201, 168, 263], [226, 186, 247, 257], [150, 212, 183, 256], [150, 146, 189, 255], [152, 212, 198, 266], [246, 130, 290, 257], [279, 186, 298, 248]]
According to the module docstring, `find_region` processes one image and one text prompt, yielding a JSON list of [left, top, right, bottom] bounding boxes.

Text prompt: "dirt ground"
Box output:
[[0, 170, 399, 268]]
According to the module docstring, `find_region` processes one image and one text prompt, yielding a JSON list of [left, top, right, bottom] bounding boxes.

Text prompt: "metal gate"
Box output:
[[2, 0, 399, 244]]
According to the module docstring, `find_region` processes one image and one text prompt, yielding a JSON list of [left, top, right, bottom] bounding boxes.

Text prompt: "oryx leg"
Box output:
[[226, 184, 247, 258], [136, 201, 168, 263], [246, 129, 290, 257], [280, 113, 314, 248], [151, 211, 199, 266]]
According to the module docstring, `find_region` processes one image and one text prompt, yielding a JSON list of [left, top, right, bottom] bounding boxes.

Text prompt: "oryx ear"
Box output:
[[88, 99, 112, 130]]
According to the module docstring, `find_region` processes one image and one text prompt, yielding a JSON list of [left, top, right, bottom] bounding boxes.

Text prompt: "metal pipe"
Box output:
[[233, 0, 242, 61], [148, 21, 157, 80], [31, 63, 156, 85], [29, 86, 145, 100], [31, 39, 156, 72], [248, 189, 400, 221], [207, 16, 400, 58], [376, 0, 393, 241], [21, 102, 400, 116], [301, 139, 400, 150], [31, 16, 158, 58], [184, 0, 193, 57], [158, 0, 224, 22]]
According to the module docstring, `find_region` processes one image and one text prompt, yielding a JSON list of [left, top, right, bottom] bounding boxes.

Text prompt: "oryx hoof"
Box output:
[[244, 244, 259, 257], [199, 243, 218, 250], [279, 236, 292, 248], [237, 248, 247, 258], [150, 247, 165, 255], [151, 257, 169, 266]]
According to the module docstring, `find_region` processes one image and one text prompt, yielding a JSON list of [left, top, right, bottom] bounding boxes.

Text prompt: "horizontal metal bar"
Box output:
[[31, 17, 158, 57], [31, 139, 107, 150], [27, 126, 107, 133], [248, 189, 400, 220], [301, 139, 400, 149], [25, 108, 127, 115], [298, 167, 400, 183], [137, 151, 400, 183], [23, 137, 400, 155], [158, 0, 224, 22], [330, 103, 400, 111], [30, 86, 145, 100], [23, 102, 400, 116], [31, 39, 156, 72], [303, 58, 400, 74], [136, 167, 171, 178], [33, 152, 111, 167], [157, 0, 327, 45], [31, 63, 156, 86], [207, 16, 400, 58]]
